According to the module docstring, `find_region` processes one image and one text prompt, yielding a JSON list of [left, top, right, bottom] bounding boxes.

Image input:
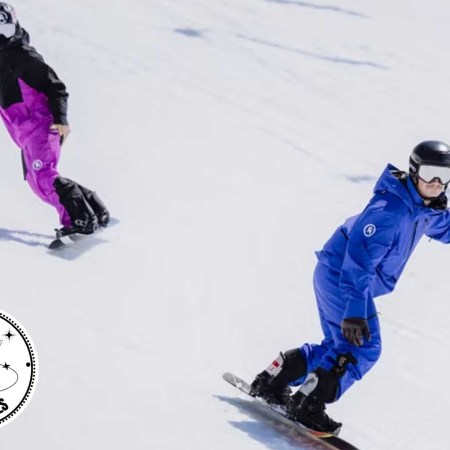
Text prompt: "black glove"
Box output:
[[341, 318, 371, 346]]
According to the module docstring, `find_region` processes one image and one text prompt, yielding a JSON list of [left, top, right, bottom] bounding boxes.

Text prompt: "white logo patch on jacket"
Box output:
[[363, 224, 376, 237]]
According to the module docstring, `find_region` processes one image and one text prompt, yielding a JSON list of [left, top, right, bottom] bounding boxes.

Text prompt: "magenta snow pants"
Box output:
[[21, 127, 71, 226], [0, 79, 72, 226]]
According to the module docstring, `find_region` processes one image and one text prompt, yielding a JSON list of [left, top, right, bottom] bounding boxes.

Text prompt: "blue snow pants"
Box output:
[[293, 262, 382, 401]]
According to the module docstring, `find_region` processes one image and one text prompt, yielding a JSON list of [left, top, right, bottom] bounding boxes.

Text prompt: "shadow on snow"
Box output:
[[0, 218, 119, 261], [174, 28, 206, 38], [216, 395, 331, 450], [0, 228, 52, 249], [47, 217, 120, 261]]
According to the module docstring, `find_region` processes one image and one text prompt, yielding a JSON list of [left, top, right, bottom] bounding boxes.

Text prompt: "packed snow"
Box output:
[[0, 1, 449, 449]]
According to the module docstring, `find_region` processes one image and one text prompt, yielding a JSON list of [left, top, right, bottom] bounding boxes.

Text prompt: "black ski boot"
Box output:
[[287, 369, 342, 436], [250, 349, 307, 408]]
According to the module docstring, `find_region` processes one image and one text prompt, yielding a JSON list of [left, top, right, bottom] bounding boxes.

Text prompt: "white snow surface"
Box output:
[[0, 1, 449, 449]]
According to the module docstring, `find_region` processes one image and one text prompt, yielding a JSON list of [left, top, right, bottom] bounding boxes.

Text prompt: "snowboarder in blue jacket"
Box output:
[[249, 141, 450, 435]]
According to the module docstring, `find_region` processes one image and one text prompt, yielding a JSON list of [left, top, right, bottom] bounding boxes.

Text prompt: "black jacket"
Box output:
[[0, 26, 69, 124]]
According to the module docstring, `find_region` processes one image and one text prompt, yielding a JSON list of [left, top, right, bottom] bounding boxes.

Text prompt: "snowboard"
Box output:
[[48, 228, 86, 249], [48, 218, 118, 250], [223, 372, 360, 450]]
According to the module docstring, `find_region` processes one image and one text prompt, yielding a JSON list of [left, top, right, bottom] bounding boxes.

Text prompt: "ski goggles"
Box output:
[[0, 23, 15, 38], [418, 164, 450, 185], [0, 6, 16, 39]]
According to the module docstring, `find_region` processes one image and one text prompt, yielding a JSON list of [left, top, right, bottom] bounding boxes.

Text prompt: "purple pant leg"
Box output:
[[22, 128, 72, 226]]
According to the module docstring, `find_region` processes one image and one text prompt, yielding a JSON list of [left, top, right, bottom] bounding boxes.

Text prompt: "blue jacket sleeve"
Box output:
[[339, 207, 397, 319], [426, 209, 450, 243]]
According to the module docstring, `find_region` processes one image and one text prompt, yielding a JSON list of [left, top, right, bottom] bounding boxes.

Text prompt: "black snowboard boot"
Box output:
[[250, 349, 307, 408], [288, 391, 342, 435], [77, 184, 110, 227], [56, 215, 99, 237], [72, 214, 98, 235], [97, 209, 110, 227], [250, 371, 292, 406], [54, 177, 105, 234], [287, 368, 342, 436]]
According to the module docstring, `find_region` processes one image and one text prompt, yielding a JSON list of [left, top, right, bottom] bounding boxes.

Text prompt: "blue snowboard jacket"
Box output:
[[315, 164, 450, 319]]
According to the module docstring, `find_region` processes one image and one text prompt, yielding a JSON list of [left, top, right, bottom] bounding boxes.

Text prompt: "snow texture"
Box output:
[[0, 1, 448, 449]]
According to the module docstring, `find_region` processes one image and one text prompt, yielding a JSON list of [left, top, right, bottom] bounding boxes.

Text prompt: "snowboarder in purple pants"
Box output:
[[0, 2, 109, 234]]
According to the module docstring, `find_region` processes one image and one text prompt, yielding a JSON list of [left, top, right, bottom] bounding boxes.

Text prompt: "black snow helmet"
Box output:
[[409, 140, 450, 179], [0, 2, 17, 40]]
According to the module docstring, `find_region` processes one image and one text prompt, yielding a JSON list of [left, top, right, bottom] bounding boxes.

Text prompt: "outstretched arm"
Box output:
[[426, 209, 450, 243]]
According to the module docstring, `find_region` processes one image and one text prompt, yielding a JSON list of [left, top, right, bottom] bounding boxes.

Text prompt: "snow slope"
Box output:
[[0, 0, 449, 448]]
